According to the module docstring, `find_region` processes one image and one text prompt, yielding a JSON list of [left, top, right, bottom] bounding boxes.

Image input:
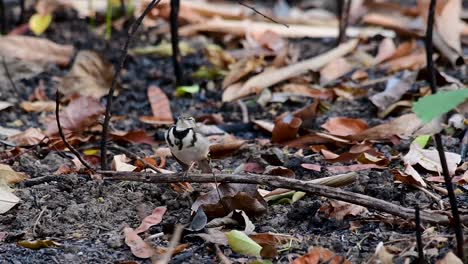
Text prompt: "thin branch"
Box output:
[[18, 0, 24, 25], [0, 0, 5, 34], [415, 205, 424, 263], [100, 0, 162, 170], [2, 56, 20, 97], [100, 171, 462, 225], [170, 0, 183, 86], [424, 0, 464, 259], [237, 1, 289, 28], [155, 224, 184, 264], [336, 0, 352, 46], [56, 89, 95, 172]]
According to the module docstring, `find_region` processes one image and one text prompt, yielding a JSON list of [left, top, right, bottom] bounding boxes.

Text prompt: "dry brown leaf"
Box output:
[[392, 166, 427, 187], [375, 38, 396, 63], [319, 200, 368, 221], [59, 50, 114, 98], [403, 143, 461, 175], [280, 84, 335, 100], [0, 35, 74, 66], [252, 120, 275, 133], [383, 40, 417, 62], [222, 39, 358, 102], [20, 101, 56, 112], [222, 57, 264, 89], [301, 163, 322, 172], [246, 30, 286, 52], [435, 0, 462, 54], [110, 130, 156, 145], [362, 13, 423, 37], [0, 164, 29, 185], [123, 227, 155, 259], [208, 134, 245, 158], [321, 117, 368, 137], [327, 164, 384, 174], [374, 242, 395, 264], [382, 48, 427, 72], [292, 247, 351, 264], [139, 86, 174, 125], [8, 128, 45, 146], [272, 113, 302, 143], [436, 251, 463, 264], [370, 71, 416, 111], [134, 206, 167, 234], [319, 57, 353, 85], [45, 96, 104, 136]]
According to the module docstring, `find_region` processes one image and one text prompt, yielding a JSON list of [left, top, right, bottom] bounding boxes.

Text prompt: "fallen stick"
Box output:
[[179, 19, 395, 39], [100, 170, 459, 225]]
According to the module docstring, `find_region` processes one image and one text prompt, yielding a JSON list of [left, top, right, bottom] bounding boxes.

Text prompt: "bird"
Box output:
[[165, 116, 212, 175]]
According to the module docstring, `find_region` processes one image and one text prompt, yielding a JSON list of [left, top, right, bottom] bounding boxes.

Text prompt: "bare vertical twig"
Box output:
[[2, 56, 20, 97], [100, 0, 162, 170], [415, 206, 424, 263], [55, 89, 95, 172], [424, 0, 464, 259], [155, 224, 185, 264], [18, 0, 24, 25], [336, 0, 351, 46], [170, 0, 183, 86], [0, 0, 5, 34]]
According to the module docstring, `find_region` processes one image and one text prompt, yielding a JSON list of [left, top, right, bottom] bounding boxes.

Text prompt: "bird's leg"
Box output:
[[182, 162, 195, 182]]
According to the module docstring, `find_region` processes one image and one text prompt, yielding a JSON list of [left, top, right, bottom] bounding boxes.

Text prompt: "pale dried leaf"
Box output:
[[435, 0, 462, 53], [123, 227, 155, 259], [319, 57, 353, 85], [139, 86, 174, 125], [403, 143, 460, 175], [20, 101, 56, 112], [0, 164, 28, 185], [112, 154, 137, 172], [319, 200, 367, 220], [8, 128, 45, 146], [135, 206, 167, 234]]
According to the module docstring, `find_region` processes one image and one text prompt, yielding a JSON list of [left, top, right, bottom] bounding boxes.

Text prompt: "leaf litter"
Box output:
[[1, 0, 467, 263]]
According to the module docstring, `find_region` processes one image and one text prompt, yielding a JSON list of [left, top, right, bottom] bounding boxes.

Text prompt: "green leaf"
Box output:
[[413, 89, 468, 123], [292, 191, 306, 203], [225, 230, 262, 257], [413, 135, 431, 148], [192, 66, 226, 80], [176, 85, 200, 97], [29, 14, 52, 36]]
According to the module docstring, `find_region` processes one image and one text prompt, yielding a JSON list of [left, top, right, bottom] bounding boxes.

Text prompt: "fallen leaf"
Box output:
[[225, 230, 262, 257], [29, 14, 52, 35], [0, 101, 13, 111], [436, 251, 464, 264], [319, 57, 353, 85], [264, 166, 295, 178], [112, 154, 137, 172], [434, 0, 463, 54], [20, 101, 56, 112], [176, 84, 200, 97], [59, 50, 114, 98], [222, 39, 358, 102], [370, 71, 416, 110], [280, 84, 335, 100], [222, 57, 264, 89], [130, 41, 195, 56], [321, 117, 368, 137], [272, 113, 302, 143], [45, 96, 104, 136], [381, 48, 427, 72], [208, 134, 245, 158], [8, 128, 45, 146], [139, 86, 174, 125], [110, 130, 156, 145], [246, 30, 286, 52], [374, 242, 395, 264], [0, 35, 74, 66], [392, 166, 427, 187], [375, 38, 396, 63], [413, 88, 468, 124], [292, 247, 351, 264], [17, 239, 60, 250], [252, 120, 275, 133], [192, 183, 268, 218], [134, 206, 167, 234], [0, 187, 20, 213], [301, 164, 321, 172], [124, 227, 155, 259], [319, 200, 367, 221], [0, 164, 28, 184], [403, 143, 460, 175]]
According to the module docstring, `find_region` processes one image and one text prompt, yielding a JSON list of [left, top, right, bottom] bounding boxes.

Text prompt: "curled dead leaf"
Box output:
[[272, 113, 302, 143], [139, 86, 174, 125], [321, 117, 368, 137], [319, 199, 368, 221]]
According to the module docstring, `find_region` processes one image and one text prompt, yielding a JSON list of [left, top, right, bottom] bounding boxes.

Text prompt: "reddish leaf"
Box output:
[[272, 113, 302, 143], [292, 247, 351, 264], [110, 130, 156, 145], [8, 128, 45, 146], [319, 200, 368, 221], [134, 206, 167, 234], [321, 117, 368, 137], [45, 96, 104, 136], [209, 134, 245, 158], [139, 86, 174, 125], [123, 227, 155, 259], [301, 163, 321, 172]]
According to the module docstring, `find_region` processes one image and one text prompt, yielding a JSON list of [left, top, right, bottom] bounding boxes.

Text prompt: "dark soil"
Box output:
[[1, 2, 467, 264]]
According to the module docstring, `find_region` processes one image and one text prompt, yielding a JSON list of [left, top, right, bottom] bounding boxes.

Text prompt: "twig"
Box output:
[[336, 0, 352, 46], [2, 56, 20, 97], [56, 89, 95, 172], [100, 171, 463, 225], [100, 0, 162, 170], [424, 0, 464, 259], [237, 1, 288, 28], [0, 136, 48, 163], [18, 0, 24, 25], [415, 205, 424, 264], [170, 0, 183, 86], [155, 224, 184, 264], [215, 244, 232, 264], [32, 206, 47, 236], [0, 0, 5, 34]]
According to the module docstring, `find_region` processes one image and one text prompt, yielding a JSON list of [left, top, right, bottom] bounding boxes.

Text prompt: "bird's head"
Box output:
[[176, 116, 196, 129]]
